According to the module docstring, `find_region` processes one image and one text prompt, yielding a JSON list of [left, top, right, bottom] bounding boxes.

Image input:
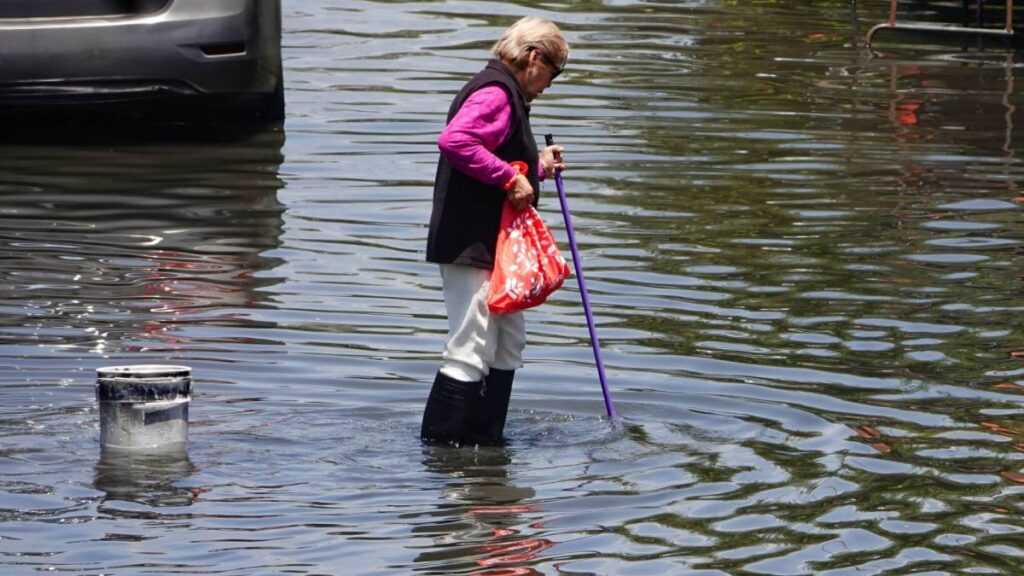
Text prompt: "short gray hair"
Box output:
[[491, 17, 568, 71]]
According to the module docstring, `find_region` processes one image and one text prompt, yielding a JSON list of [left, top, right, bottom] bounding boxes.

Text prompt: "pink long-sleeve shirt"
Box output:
[[437, 85, 542, 187]]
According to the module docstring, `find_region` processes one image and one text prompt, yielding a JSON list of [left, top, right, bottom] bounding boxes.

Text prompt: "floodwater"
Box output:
[[2, 2, 1024, 574]]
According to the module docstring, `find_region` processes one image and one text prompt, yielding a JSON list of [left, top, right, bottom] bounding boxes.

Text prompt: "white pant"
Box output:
[[439, 264, 526, 382]]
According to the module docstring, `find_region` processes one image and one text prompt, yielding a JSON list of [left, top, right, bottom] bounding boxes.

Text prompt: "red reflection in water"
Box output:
[[473, 568, 543, 576], [467, 504, 553, 575], [895, 101, 920, 126], [470, 505, 540, 515], [118, 247, 257, 350]]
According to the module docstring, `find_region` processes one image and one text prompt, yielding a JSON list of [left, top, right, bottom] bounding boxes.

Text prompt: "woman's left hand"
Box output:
[[540, 144, 565, 179]]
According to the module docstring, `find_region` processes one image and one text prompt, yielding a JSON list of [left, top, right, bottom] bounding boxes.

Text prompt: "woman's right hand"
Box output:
[[507, 174, 535, 211], [540, 144, 565, 179]]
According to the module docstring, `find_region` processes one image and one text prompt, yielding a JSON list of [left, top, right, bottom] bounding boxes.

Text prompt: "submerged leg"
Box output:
[[420, 371, 483, 446], [472, 368, 515, 445]]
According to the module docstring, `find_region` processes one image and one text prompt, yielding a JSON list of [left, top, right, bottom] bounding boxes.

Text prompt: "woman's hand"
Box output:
[[507, 174, 535, 211], [540, 144, 565, 179]]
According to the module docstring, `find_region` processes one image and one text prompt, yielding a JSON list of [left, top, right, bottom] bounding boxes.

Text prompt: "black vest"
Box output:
[[426, 60, 540, 269]]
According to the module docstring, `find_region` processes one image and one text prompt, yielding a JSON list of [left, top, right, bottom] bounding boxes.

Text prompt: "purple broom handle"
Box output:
[[546, 134, 618, 420]]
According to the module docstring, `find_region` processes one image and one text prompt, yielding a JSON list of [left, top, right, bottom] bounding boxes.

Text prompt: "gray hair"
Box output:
[[491, 17, 568, 71]]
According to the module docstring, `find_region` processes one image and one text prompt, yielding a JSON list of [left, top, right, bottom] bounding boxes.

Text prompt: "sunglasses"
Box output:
[[531, 47, 565, 79]]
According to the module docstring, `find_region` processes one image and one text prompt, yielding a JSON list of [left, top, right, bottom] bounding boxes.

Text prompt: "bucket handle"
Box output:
[[129, 396, 191, 414]]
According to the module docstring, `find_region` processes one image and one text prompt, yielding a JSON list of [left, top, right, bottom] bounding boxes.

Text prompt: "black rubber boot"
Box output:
[[471, 368, 515, 445], [420, 371, 483, 446]]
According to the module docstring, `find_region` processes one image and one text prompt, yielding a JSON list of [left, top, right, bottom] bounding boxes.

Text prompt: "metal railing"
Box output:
[[866, 0, 1014, 47]]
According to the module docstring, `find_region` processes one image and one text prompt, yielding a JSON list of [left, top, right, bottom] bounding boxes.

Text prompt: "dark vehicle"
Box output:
[[0, 0, 283, 122]]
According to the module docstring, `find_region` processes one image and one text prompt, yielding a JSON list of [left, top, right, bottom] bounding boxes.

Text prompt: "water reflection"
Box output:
[[0, 126, 286, 361], [414, 446, 550, 574], [94, 446, 197, 509]]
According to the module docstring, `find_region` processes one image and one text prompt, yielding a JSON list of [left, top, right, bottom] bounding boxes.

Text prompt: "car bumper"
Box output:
[[0, 0, 280, 105]]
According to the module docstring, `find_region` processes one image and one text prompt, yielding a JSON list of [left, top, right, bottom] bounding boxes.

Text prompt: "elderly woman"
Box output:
[[421, 17, 569, 445]]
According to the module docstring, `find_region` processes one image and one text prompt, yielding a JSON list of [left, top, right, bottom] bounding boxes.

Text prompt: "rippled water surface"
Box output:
[[3, 2, 1024, 574]]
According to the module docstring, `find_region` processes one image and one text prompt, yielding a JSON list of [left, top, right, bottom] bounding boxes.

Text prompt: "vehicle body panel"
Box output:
[[0, 0, 282, 118]]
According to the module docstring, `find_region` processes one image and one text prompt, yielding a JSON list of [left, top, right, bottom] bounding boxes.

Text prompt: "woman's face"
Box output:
[[517, 47, 564, 102]]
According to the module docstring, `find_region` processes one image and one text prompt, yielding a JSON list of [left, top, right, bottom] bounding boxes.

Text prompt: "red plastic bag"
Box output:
[[487, 201, 571, 314]]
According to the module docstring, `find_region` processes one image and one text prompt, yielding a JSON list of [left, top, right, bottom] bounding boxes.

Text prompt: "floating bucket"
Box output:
[[96, 365, 192, 450]]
